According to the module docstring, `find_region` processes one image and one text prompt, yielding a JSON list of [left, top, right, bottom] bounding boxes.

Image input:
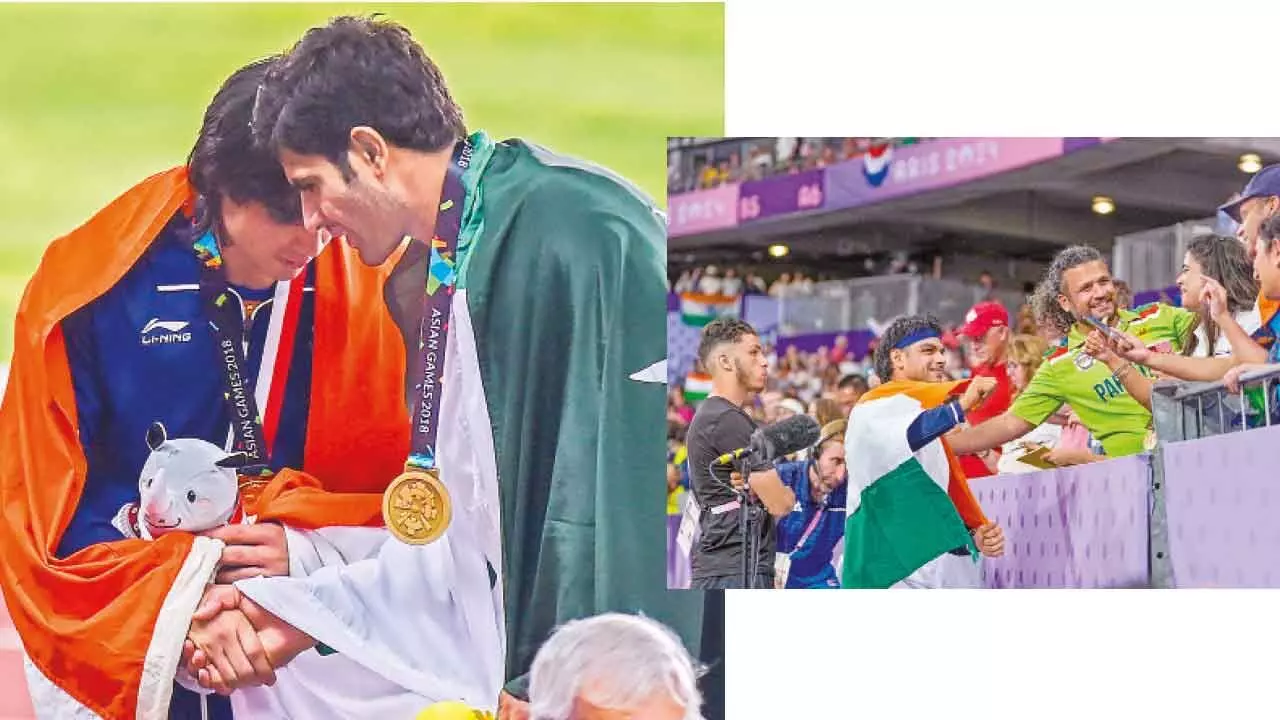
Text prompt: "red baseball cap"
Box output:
[[958, 301, 1009, 339]]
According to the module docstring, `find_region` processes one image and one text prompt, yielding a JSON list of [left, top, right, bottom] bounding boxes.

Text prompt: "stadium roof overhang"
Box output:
[[668, 138, 1280, 268]]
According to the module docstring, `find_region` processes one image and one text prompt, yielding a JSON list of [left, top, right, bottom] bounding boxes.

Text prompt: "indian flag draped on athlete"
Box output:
[[842, 379, 988, 589]]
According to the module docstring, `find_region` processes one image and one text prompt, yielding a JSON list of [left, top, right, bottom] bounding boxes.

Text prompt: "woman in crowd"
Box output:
[[668, 387, 695, 426], [1176, 234, 1260, 358]]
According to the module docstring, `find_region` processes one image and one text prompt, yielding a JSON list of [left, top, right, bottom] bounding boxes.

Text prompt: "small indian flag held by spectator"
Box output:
[[680, 292, 739, 327], [684, 372, 712, 404], [842, 379, 983, 588]]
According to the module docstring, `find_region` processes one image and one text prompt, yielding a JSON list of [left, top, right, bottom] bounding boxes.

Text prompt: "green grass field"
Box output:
[[0, 2, 723, 361]]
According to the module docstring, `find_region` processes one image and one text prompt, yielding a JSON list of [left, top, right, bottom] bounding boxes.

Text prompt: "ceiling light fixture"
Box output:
[[1091, 196, 1115, 215], [1239, 153, 1263, 174], [767, 244, 790, 258]]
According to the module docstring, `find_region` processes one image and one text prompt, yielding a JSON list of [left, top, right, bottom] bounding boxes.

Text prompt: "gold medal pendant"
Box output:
[[382, 467, 452, 544]]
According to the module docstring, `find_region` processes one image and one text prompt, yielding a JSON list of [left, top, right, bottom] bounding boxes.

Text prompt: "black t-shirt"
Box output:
[[686, 395, 777, 580]]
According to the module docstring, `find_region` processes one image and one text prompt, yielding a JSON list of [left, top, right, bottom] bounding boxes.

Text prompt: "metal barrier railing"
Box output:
[[1143, 365, 1280, 589], [1150, 365, 1280, 443], [775, 275, 1027, 335]]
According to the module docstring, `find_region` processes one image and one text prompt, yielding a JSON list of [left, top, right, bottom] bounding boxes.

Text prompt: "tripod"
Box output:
[[735, 454, 764, 589]]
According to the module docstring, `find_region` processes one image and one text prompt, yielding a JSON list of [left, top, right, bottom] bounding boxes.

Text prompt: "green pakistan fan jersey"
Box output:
[[1009, 302, 1197, 457]]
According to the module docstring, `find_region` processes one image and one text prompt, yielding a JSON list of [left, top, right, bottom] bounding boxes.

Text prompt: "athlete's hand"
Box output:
[[185, 585, 276, 694], [193, 594, 315, 692], [958, 376, 998, 413], [205, 523, 290, 583], [972, 521, 1005, 558]]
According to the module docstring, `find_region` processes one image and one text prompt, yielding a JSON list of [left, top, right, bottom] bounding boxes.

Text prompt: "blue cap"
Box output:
[[1219, 164, 1280, 222]]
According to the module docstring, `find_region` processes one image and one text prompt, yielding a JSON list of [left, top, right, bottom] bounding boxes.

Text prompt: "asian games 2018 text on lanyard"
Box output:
[[196, 230, 302, 499], [378, 137, 478, 545]]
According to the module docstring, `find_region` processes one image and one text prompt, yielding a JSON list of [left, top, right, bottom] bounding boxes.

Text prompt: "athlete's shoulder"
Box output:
[[497, 137, 664, 228], [77, 214, 200, 315]]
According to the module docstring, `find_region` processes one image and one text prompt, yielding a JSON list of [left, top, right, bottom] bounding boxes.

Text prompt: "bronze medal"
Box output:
[[382, 467, 452, 545]]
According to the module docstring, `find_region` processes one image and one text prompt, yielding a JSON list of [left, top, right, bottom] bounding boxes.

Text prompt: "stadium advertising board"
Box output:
[[667, 183, 740, 236], [824, 137, 1069, 210], [737, 168, 826, 223]]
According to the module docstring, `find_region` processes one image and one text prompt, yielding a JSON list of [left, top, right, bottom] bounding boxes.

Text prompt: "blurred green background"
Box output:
[[0, 2, 724, 362]]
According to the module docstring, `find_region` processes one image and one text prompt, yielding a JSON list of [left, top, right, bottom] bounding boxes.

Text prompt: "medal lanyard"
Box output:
[[404, 137, 472, 474], [197, 231, 273, 476]]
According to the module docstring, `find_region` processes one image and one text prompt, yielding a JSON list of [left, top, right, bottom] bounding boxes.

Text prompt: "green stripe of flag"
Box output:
[[842, 456, 976, 588]]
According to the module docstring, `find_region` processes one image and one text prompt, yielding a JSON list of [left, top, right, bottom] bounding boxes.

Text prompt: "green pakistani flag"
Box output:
[[443, 132, 710, 694]]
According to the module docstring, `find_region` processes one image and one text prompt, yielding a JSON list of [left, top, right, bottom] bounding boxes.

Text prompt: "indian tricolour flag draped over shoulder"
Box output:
[[842, 379, 987, 588], [680, 292, 739, 327]]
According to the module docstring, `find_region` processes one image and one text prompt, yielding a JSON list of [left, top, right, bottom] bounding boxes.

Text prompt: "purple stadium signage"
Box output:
[[667, 183, 740, 237], [737, 168, 826, 222], [824, 137, 1070, 211]]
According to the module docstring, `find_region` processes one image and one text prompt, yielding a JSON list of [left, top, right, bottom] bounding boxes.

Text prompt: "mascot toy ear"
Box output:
[[146, 422, 168, 452], [215, 451, 251, 469]]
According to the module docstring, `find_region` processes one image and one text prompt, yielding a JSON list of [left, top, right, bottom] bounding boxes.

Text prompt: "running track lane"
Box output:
[[0, 599, 35, 719], [2, 364, 34, 718]]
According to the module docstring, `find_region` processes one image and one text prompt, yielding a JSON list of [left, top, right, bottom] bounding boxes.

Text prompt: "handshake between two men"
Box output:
[[180, 523, 314, 694]]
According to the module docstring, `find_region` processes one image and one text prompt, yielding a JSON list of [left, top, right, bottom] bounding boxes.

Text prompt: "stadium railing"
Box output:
[[775, 275, 1027, 335]]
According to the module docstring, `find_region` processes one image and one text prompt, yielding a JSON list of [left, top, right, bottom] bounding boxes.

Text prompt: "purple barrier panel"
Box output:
[[667, 292, 680, 312], [737, 168, 825, 222], [971, 454, 1150, 588], [824, 138, 1067, 211], [668, 183, 739, 237], [668, 513, 691, 589], [1165, 424, 1280, 587]]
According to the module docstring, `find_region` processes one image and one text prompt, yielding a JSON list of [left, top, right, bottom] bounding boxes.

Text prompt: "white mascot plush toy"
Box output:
[[113, 421, 252, 540]]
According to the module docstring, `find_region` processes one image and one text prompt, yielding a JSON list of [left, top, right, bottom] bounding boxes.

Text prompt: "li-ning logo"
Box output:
[[140, 318, 192, 346]]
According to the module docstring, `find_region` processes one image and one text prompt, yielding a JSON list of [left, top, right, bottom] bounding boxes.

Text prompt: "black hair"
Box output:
[[187, 57, 302, 239], [696, 317, 759, 368], [252, 15, 466, 176], [873, 315, 943, 381]]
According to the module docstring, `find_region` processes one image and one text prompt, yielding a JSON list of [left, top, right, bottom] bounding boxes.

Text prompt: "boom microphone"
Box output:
[[714, 414, 822, 467]]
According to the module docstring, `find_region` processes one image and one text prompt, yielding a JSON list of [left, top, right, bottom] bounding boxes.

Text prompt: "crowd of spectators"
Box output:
[[667, 137, 928, 194]]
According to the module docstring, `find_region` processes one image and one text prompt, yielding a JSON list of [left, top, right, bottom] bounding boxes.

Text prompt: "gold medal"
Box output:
[[382, 467, 452, 544]]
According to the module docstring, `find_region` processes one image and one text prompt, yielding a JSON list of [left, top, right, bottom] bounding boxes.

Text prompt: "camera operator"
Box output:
[[685, 318, 796, 590]]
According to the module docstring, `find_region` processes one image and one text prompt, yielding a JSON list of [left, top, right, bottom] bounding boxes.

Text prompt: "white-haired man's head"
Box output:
[[528, 613, 704, 720]]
